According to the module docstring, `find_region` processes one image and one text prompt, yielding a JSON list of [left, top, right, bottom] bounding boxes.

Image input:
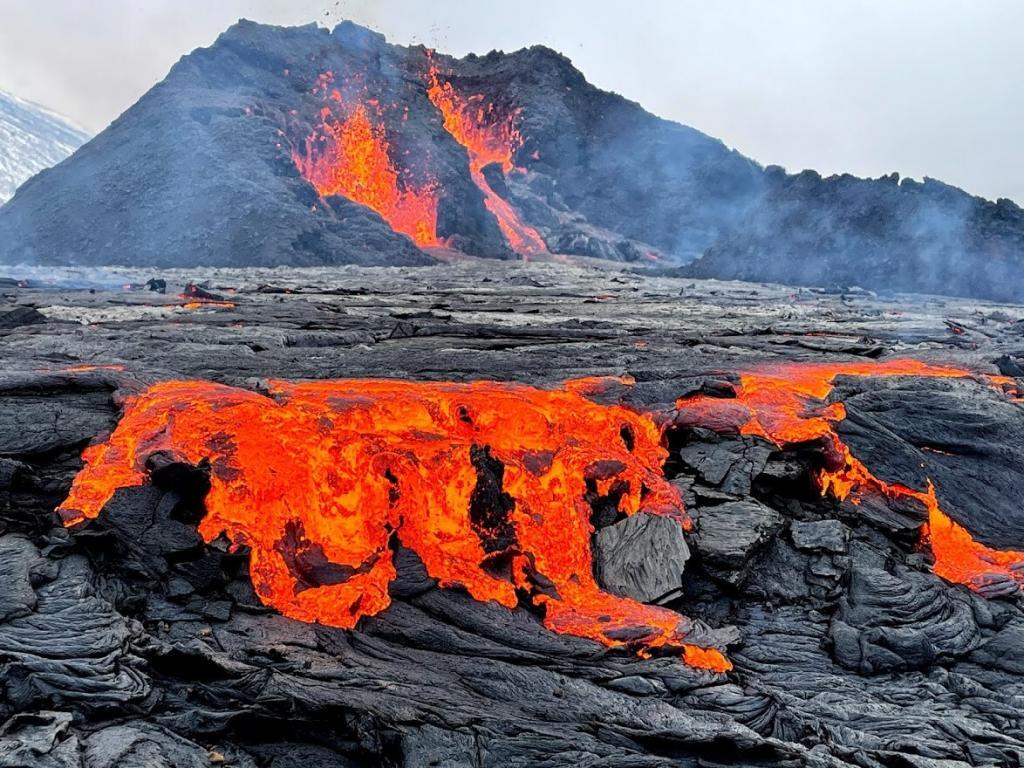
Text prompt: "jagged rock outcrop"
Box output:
[[685, 169, 1024, 303]]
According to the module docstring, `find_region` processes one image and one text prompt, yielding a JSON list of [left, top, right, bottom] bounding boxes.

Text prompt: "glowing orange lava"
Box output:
[[59, 377, 728, 671], [675, 359, 1024, 592], [426, 61, 548, 256], [924, 500, 1024, 591], [47, 364, 127, 373], [293, 73, 439, 247], [178, 301, 236, 311], [176, 285, 236, 310]]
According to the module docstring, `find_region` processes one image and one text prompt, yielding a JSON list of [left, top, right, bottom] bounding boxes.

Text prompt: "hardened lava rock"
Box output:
[[0, 266, 1023, 766]]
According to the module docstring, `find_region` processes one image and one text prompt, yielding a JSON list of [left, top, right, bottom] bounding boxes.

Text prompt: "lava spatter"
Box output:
[[59, 377, 728, 671], [291, 65, 547, 256], [292, 72, 440, 247], [674, 359, 1024, 593]]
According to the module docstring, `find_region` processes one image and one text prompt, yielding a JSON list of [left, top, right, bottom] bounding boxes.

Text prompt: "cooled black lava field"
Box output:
[[0, 263, 1023, 767]]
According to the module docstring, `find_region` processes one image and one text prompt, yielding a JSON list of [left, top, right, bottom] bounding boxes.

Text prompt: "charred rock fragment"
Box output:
[[790, 520, 847, 554], [275, 519, 383, 593], [593, 511, 690, 603], [677, 436, 773, 496], [468, 444, 517, 560]]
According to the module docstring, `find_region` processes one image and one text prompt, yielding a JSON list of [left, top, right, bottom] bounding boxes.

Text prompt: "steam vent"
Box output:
[[2, 15, 1024, 768]]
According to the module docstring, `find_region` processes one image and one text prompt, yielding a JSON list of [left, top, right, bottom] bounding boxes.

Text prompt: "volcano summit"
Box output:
[[1, 20, 1022, 302]]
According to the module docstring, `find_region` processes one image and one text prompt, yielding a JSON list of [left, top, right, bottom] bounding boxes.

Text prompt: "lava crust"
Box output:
[[1, 264, 1024, 766]]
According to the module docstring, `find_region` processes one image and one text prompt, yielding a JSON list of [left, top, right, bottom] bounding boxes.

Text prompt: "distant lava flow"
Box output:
[[426, 62, 548, 256], [292, 72, 439, 247], [59, 378, 729, 671], [674, 359, 1024, 593], [176, 282, 235, 310]]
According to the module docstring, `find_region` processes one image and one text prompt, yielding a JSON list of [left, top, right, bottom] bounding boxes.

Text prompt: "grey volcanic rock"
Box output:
[[691, 501, 784, 584], [2, 22, 1024, 302], [968, 622, 1024, 675], [790, 520, 846, 554], [678, 437, 772, 497], [0, 307, 46, 329], [836, 375, 1024, 550], [594, 512, 690, 603], [830, 564, 984, 674], [0, 536, 38, 622]]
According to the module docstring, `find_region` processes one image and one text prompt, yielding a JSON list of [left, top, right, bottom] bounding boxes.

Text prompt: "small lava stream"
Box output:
[[674, 359, 1024, 593], [426, 62, 548, 257], [290, 66, 548, 257], [292, 73, 440, 247]]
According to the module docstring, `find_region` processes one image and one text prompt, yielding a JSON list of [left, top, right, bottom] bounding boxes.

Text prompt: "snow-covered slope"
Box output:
[[0, 89, 89, 204]]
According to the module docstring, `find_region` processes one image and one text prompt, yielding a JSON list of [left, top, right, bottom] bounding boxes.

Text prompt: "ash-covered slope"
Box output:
[[0, 20, 759, 268], [1, 19, 1022, 301], [0, 89, 89, 203]]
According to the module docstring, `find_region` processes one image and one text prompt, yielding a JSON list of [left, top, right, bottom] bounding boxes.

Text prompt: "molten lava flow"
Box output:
[[176, 283, 236, 310], [293, 74, 439, 247], [48, 364, 126, 373], [682, 645, 734, 673], [675, 359, 1024, 592], [426, 63, 547, 256], [179, 301, 235, 310], [924, 501, 1024, 591], [59, 377, 728, 671]]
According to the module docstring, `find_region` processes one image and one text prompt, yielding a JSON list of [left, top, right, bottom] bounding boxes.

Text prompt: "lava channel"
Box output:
[[674, 358, 1024, 593], [426, 60, 548, 257], [59, 377, 729, 672]]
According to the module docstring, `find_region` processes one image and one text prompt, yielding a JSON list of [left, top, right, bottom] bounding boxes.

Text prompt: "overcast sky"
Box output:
[[1, 0, 1021, 202]]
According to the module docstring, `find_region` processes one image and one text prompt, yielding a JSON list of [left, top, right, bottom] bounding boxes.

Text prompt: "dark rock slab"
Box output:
[[0, 551, 150, 714], [966, 621, 1024, 675], [0, 306, 46, 330], [678, 437, 772, 497], [0, 373, 117, 458], [84, 722, 213, 768], [691, 501, 784, 584], [0, 711, 79, 768], [593, 512, 690, 603], [0, 536, 40, 622], [790, 520, 847, 554]]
